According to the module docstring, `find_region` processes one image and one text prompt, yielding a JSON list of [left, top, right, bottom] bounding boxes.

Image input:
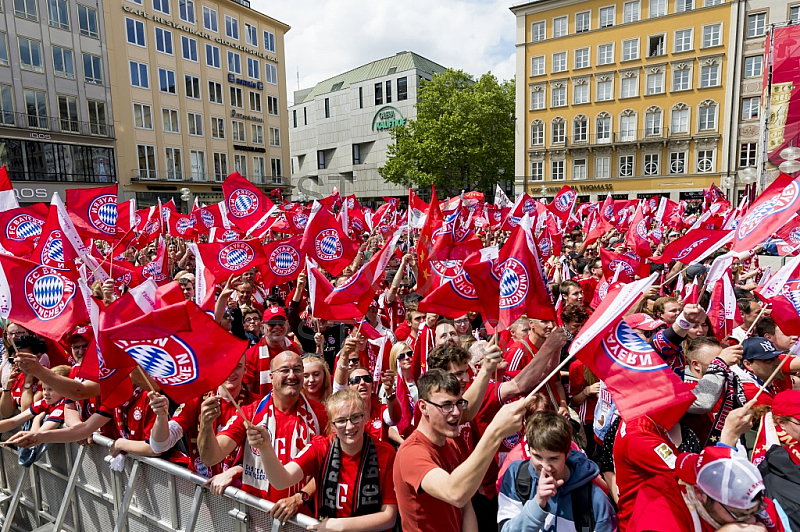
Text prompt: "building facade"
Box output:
[[0, 0, 117, 205], [103, 0, 289, 208], [511, 0, 744, 202], [288, 52, 447, 204]]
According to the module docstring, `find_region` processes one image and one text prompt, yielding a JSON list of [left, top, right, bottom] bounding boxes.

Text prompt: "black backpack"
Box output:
[[513, 462, 595, 532]]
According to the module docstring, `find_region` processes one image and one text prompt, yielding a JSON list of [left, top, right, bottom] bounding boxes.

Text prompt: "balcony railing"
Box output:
[[543, 128, 672, 148], [0, 111, 115, 138], [131, 172, 288, 186]]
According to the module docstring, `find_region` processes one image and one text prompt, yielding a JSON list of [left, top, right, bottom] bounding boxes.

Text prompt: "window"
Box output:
[[702, 24, 721, 48], [14, 0, 38, 20], [619, 154, 634, 176], [266, 63, 278, 84], [165, 147, 183, 180], [159, 68, 176, 94], [78, 5, 98, 38], [551, 160, 565, 180], [162, 108, 179, 133], [531, 87, 546, 109], [644, 153, 660, 175], [190, 150, 206, 181], [596, 156, 610, 178], [230, 87, 243, 108], [645, 108, 662, 135], [530, 161, 544, 181], [574, 117, 588, 142], [673, 68, 691, 91], [792, 6, 800, 23], [179, 0, 194, 23], [228, 51, 241, 74], [576, 11, 590, 32], [187, 112, 202, 136], [206, 44, 220, 68], [676, 0, 693, 12], [649, 0, 666, 17], [251, 123, 263, 144], [386, 80, 392, 103], [317, 150, 326, 170], [153, 0, 169, 15], [126, 17, 145, 46], [83, 53, 102, 84], [138, 145, 156, 179], [531, 121, 544, 145], [597, 78, 613, 101], [620, 114, 637, 141], [573, 159, 587, 180], [252, 156, 265, 183], [553, 51, 567, 72], [293, 109, 298, 127], [209, 81, 222, 104], [203, 6, 217, 32], [0, 34, 6, 67], [155, 27, 173, 54], [575, 48, 590, 69], [269, 127, 280, 146], [740, 143, 757, 167], [597, 115, 612, 143], [87, 100, 106, 135], [48, 0, 69, 29], [747, 13, 766, 38], [234, 154, 246, 177], [598, 43, 614, 65], [648, 35, 665, 57], [646, 71, 664, 94], [600, 6, 615, 27], [623, 1, 640, 22], [398, 77, 408, 100], [744, 56, 763, 78], [247, 57, 259, 79], [129, 61, 148, 88], [303, 107, 307, 125], [621, 73, 638, 98], [133, 103, 153, 129], [552, 85, 566, 107], [742, 97, 760, 120], [553, 16, 568, 37], [698, 103, 717, 130], [249, 92, 261, 112], [697, 150, 714, 172], [531, 21, 545, 41], [375, 82, 383, 105], [669, 152, 686, 174], [182, 36, 197, 61], [185, 75, 200, 99], [58, 95, 78, 132], [245, 23, 257, 46], [700, 64, 720, 87], [213, 153, 228, 182], [211, 116, 224, 138], [671, 107, 689, 133], [705, 0, 722, 4], [675, 29, 693, 52], [573, 84, 588, 105], [231, 120, 245, 142], [19, 38, 44, 72], [270, 159, 282, 183], [552, 119, 566, 143], [264, 31, 275, 52], [324, 97, 330, 118], [622, 39, 639, 61], [52, 46, 75, 79], [225, 15, 238, 39]]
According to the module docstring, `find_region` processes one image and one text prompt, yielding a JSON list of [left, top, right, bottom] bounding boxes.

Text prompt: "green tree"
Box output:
[[379, 69, 515, 197]]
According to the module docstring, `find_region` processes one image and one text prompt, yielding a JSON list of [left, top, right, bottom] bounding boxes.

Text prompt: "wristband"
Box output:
[[337, 364, 349, 371], [676, 312, 693, 331]]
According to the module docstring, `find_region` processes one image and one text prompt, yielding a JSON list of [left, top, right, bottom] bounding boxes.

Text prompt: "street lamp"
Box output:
[[180, 187, 192, 213], [540, 183, 547, 201]]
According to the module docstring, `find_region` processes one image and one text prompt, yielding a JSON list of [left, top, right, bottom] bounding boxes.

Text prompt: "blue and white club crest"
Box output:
[[6, 214, 43, 241], [116, 336, 199, 386], [269, 245, 300, 276], [88, 195, 117, 234], [602, 321, 668, 372], [314, 229, 343, 261], [218, 242, 255, 271], [24, 265, 76, 321], [499, 258, 530, 309], [737, 181, 800, 241], [555, 191, 576, 212], [228, 189, 259, 218], [175, 216, 195, 235], [41, 231, 65, 268], [675, 237, 709, 261], [200, 210, 215, 228], [522, 199, 535, 214]]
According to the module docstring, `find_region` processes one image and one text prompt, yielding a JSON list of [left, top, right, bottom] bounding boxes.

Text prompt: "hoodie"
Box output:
[[497, 450, 617, 532]]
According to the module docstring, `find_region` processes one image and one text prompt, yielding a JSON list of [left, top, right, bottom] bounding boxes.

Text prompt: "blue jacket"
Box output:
[[497, 450, 618, 532]]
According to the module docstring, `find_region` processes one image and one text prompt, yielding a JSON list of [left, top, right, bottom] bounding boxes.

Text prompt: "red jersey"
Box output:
[[395, 322, 411, 342], [504, 337, 563, 405], [294, 434, 397, 519], [568, 360, 597, 424], [99, 387, 156, 442], [364, 395, 389, 443], [29, 398, 65, 424], [243, 338, 303, 396], [380, 296, 406, 331]]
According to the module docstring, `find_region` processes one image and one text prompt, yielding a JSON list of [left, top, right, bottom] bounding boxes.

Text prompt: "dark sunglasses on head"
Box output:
[[397, 351, 413, 361], [348, 374, 373, 386]]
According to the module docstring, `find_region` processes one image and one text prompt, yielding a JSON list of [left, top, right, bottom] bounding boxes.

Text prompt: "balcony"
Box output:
[[0, 111, 115, 138], [560, 128, 670, 148]]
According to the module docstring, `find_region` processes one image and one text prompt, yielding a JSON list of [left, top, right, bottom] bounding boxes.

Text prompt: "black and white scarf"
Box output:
[[705, 359, 746, 446], [319, 435, 382, 519]]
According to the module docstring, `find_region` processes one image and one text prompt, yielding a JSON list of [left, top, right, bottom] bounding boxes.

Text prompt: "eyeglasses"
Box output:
[[244, 317, 262, 323], [454, 319, 470, 325], [396, 351, 412, 361], [331, 412, 365, 429], [423, 399, 469, 414], [264, 321, 286, 328], [348, 375, 373, 386], [271, 366, 303, 377], [717, 498, 766, 523]]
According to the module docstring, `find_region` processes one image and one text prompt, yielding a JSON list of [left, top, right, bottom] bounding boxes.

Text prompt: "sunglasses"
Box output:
[[396, 351, 412, 361], [347, 357, 360, 365], [348, 374, 373, 386], [717, 498, 766, 522]]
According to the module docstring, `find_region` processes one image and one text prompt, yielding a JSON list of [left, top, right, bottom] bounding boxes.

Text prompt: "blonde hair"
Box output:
[[51, 365, 71, 378], [324, 389, 365, 428], [303, 356, 332, 401], [389, 342, 412, 373]]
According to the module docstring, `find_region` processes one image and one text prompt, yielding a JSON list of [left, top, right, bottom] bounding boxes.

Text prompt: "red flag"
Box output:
[[371, 201, 397, 230], [133, 206, 163, 247], [78, 336, 135, 410], [599, 248, 649, 282], [755, 254, 800, 334], [408, 188, 429, 229], [191, 202, 228, 232], [419, 259, 483, 319], [139, 237, 170, 285], [462, 247, 501, 327], [0, 203, 48, 256], [300, 202, 359, 277], [65, 185, 118, 240], [584, 210, 611, 247], [430, 198, 483, 261], [599, 194, 615, 222], [732, 173, 800, 253], [260, 236, 306, 289], [546, 185, 578, 226], [650, 229, 733, 265], [536, 216, 563, 260], [283, 206, 311, 235], [195, 238, 267, 283], [774, 217, 800, 250], [569, 274, 696, 428], [31, 204, 68, 270], [625, 203, 653, 258], [339, 195, 368, 236], [706, 272, 741, 338], [165, 211, 197, 239], [222, 172, 276, 232], [306, 261, 362, 321], [0, 166, 19, 212], [416, 186, 443, 295], [683, 278, 700, 305], [501, 194, 536, 231]]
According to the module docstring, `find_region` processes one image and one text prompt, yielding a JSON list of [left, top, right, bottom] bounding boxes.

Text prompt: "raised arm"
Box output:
[[16, 352, 100, 401], [500, 328, 567, 403]]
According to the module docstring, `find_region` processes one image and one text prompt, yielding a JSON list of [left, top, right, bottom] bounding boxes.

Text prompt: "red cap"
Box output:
[[772, 390, 800, 420], [68, 326, 93, 343], [264, 306, 288, 321], [676, 447, 764, 510], [624, 313, 666, 331]]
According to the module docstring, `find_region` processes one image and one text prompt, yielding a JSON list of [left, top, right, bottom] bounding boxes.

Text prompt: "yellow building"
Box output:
[[102, 0, 290, 208], [511, 0, 743, 202]]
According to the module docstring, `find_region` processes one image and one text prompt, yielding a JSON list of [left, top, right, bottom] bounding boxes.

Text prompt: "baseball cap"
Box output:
[[264, 306, 287, 322], [686, 263, 709, 280], [742, 337, 783, 361], [772, 390, 800, 420], [67, 326, 92, 344], [677, 447, 765, 510], [624, 313, 666, 332]]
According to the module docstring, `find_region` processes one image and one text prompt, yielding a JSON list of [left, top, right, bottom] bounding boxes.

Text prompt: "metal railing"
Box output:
[[0, 435, 317, 532], [0, 111, 115, 139]]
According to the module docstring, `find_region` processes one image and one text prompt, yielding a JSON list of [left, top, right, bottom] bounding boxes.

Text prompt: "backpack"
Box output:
[[514, 462, 595, 532]]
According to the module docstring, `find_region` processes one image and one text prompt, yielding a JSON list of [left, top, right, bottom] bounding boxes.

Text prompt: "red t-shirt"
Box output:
[[99, 388, 156, 442], [394, 322, 411, 342], [503, 337, 533, 374], [294, 434, 397, 519], [394, 430, 465, 532], [568, 360, 597, 424], [243, 339, 303, 396], [29, 398, 65, 423], [614, 416, 679, 531], [380, 297, 406, 332], [364, 395, 389, 443]]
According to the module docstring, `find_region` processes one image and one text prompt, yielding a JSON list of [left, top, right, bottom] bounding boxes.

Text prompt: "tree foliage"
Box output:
[[379, 69, 515, 197]]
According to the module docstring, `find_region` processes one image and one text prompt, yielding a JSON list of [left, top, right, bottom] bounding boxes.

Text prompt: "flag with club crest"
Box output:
[[430, 196, 482, 261], [599, 248, 649, 282], [260, 236, 305, 289], [501, 193, 537, 231], [31, 204, 69, 270], [419, 258, 484, 319], [222, 172, 276, 233], [194, 238, 267, 284], [139, 237, 170, 285], [650, 229, 733, 265], [0, 204, 48, 256], [546, 185, 578, 227], [300, 201, 359, 277], [731, 172, 800, 253], [66, 185, 118, 241], [755, 253, 800, 334], [706, 271, 742, 339], [625, 202, 653, 258], [191, 202, 228, 233], [305, 259, 362, 321]]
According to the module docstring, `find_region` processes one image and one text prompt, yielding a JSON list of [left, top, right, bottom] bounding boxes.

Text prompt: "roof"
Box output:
[[295, 51, 447, 103]]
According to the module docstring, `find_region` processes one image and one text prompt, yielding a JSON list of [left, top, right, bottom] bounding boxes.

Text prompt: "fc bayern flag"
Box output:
[[222, 172, 276, 233], [284, 206, 311, 235], [625, 203, 653, 258], [501, 193, 536, 231], [416, 186, 443, 296], [100, 301, 248, 404], [259, 236, 305, 288], [66, 185, 118, 240], [546, 185, 578, 226], [732, 172, 800, 253], [430, 200, 482, 261], [31, 204, 68, 270], [0, 255, 88, 340], [0, 203, 48, 256], [195, 238, 267, 284], [300, 202, 359, 277], [418, 260, 483, 319], [650, 229, 733, 264], [306, 260, 363, 321], [139, 237, 170, 285], [191, 202, 227, 232], [755, 253, 800, 334], [462, 246, 501, 327], [408, 189, 428, 229], [569, 274, 697, 429], [599, 248, 649, 282]]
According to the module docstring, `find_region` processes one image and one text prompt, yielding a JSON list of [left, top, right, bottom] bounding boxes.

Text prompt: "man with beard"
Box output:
[[243, 307, 302, 396]]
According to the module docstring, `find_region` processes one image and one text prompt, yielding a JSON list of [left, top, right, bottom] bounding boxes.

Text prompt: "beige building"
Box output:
[[103, 0, 290, 208]]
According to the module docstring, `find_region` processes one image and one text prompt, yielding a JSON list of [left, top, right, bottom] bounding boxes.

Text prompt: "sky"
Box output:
[[253, 0, 519, 105]]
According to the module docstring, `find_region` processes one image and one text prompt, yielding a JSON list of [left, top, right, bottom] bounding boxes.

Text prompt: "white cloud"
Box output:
[[252, 0, 517, 104]]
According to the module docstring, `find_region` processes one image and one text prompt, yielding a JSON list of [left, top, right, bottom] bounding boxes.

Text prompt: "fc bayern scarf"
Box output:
[[319, 435, 381, 519]]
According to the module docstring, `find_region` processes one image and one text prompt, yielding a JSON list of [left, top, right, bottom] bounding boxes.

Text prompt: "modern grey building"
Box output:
[[0, 0, 116, 204], [288, 51, 447, 204]]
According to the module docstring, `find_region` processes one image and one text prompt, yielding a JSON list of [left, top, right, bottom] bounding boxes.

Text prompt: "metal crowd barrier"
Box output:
[[0, 434, 318, 532]]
